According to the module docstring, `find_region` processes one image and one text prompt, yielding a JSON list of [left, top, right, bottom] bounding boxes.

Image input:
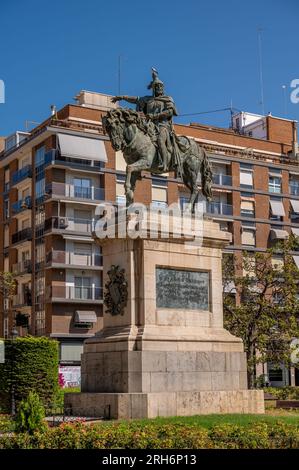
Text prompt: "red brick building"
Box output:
[[0, 91, 298, 385]]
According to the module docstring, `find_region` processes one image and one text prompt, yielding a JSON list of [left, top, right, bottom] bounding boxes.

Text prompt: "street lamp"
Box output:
[[10, 325, 19, 417]]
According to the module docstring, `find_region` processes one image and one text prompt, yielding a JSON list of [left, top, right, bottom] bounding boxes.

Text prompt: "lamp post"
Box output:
[[10, 325, 18, 417]]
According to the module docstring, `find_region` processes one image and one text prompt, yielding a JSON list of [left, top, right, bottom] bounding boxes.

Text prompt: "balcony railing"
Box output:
[[45, 182, 105, 201], [45, 217, 97, 233], [48, 285, 102, 301], [290, 182, 299, 196], [212, 174, 232, 186], [12, 227, 32, 245], [12, 259, 32, 275], [46, 250, 102, 267], [12, 165, 32, 186], [12, 196, 32, 214], [240, 209, 255, 218], [44, 149, 103, 170], [206, 202, 233, 216]]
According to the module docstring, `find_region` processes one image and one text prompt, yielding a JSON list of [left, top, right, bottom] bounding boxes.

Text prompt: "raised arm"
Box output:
[[111, 95, 139, 104]]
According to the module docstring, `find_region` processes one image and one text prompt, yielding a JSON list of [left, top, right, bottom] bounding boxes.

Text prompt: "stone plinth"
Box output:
[[65, 215, 264, 417]]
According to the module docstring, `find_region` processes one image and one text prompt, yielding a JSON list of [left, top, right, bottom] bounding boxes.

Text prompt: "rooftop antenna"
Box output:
[[282, 85, 287, 116], [230, 98, 234, 128], [118, 55, 122, 95], [257, 27, 265, 115]]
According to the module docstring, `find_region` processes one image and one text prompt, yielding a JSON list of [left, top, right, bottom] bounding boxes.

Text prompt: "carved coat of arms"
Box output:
[[104, 265, 128, 316]]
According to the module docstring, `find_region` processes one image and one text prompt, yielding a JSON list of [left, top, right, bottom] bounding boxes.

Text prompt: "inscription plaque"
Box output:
[[156, 267, 209, 310]]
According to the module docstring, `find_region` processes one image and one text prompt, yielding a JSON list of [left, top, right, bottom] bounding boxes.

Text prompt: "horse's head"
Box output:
[[102, 109, 125, 151]]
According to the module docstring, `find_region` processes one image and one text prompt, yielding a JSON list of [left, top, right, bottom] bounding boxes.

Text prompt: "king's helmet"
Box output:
[[147, 67, 164, 93]]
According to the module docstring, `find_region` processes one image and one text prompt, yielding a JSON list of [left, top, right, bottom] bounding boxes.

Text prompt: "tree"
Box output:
[[223, 236, 299, 389], [0, 271, 16, 303], [0, 272, 16, 333], [15, 391, 46, 434]]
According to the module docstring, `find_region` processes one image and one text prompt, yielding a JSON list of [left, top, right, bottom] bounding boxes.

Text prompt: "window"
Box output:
[[240, 170, 253, 188], [115, 175, 127, 201], [4, 199, 9, 219], [115, 151, 126, 172], [36, 178, 45, 200], [269, 176, 281, 193], [268, 367, 283, 382], [20, 156, 30, 169], [73, 243, 92, 265], [240, 200, 254, 218], [21, 218, 30, 230], [241, 223, 256, 246], [21, 250, 30, 262], [242, 253, 256, 277], [74, 177, 91, 199], [60, 342, 84, 363], [74, 209, 92, 231], [179, 193, 189, 210], [74, 276, 91, 300], [289, 177, 299, 196], [4, 226, 9, 247], [152, 186, 167, 208], [35, 146, 45, 167], [4, 168, 10, 192], [270, 198, 285, 221]]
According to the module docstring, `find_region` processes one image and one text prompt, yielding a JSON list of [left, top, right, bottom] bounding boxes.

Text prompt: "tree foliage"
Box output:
[[223, 236, 299, 388], [15, 391, 46, 434]]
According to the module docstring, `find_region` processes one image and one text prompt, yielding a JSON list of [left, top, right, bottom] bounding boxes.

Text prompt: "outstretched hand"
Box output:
[[111, 96, 123, 103]]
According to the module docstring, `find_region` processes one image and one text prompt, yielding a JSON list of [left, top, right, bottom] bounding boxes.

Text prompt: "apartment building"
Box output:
[[0, 90, 298, 386]]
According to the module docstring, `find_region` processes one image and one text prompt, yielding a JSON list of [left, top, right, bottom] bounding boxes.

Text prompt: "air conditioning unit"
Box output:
[[59, 217, 69, 229]]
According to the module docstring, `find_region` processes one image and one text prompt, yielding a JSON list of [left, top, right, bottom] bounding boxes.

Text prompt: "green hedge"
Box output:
[[0, 337, 59, 412], [266, 386, 299, 401], [0, 421, 298, 449]]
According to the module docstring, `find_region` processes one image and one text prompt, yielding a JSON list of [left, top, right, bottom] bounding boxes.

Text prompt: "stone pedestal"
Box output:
[[65, 215, 264, 418]]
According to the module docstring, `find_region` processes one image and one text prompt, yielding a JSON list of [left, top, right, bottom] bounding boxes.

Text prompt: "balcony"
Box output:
[[11, 165, 32, 186], [12, 196, 32, 215], [47, 285, 103, 303], [13, 291, 32, 307], [12, 228, 32, 245], [12, 259, 32, 276], [290, 182, 299, 196], [212, 174, 232, 186], [45, 217, 97, 234], [45, 182, 105, 202], [46, 250, 102, 268], [44, 149, 103, 172], [206, 202, 233, 216]]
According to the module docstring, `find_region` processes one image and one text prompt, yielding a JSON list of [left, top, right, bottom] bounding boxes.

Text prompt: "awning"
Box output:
[[293, 256, 299, 268], [291, 227, 299, 237], [270, 229, 289, 240], [290, 200, 299, 213], [74, 311, 97, 324], [270, 200, 285, 217], [58, 133, 107, 162]]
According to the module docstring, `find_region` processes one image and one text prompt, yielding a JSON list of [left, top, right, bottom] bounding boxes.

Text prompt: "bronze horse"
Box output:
[[103, 108, 212, 212]]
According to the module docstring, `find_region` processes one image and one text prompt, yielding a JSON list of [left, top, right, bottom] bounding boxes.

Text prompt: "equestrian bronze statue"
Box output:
[[103, 68, 212, 212]]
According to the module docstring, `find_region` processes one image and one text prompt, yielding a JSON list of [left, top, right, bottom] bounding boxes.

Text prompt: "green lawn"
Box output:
[[114, 411, 299, 428]]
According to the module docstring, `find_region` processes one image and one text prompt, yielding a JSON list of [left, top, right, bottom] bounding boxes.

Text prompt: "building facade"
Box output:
[[0, 91, 298, 385]]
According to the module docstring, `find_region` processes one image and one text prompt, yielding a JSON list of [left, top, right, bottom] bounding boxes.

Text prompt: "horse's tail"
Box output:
[[201, 148, 213, 201]]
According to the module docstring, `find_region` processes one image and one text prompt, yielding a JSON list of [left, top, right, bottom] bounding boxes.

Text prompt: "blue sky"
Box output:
[[0, 0, 298, 136]]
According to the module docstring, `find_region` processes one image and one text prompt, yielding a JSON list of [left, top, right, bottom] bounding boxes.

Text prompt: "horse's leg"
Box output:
[[125, 159, 150, 206], [125, 165, 134, 205], [182, 155, 200, 213]]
